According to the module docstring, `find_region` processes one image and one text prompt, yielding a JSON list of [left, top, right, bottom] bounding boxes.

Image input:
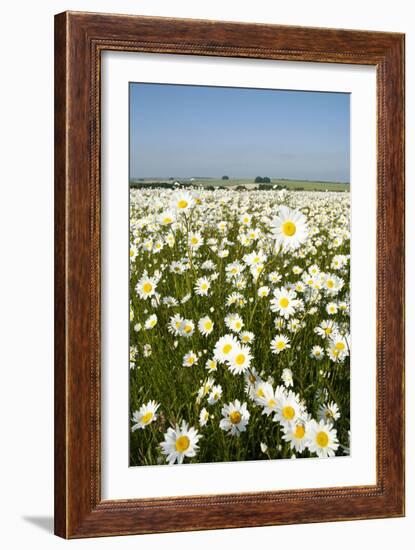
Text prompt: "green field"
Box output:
[[130, 178, 349, 192]]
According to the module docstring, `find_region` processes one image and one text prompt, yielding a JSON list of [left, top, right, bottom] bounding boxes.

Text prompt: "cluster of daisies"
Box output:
[[132, 382, 340, 464], [129, 186, 350, 465]]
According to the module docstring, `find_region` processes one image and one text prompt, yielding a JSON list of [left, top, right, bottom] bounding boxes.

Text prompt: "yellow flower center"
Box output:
[[282, 220, 297, 236], [249, 374, 256, 383], [335, 341, 345, 350], [235, 353, 246, 366], [276, 341, 285, 350], [191, 237, 198, 245], [163, 217, 172, 224], [223, 344, 232, 354], [327, 279, 334, 288], [175, 435, 190, 452], [187, 357, 195, 364], [143, 282, 153, 293], [295, 424, 305, 438], [235, 321, 242, 329], [316, 431, 329, 447], [268, 399, 277, 409], [257, 388, 265, 398], [230, 411, 242, 424], [204, 321, 212, 330], [130, 249, 135, 257], [177, 199, 188, 209], [201, 283, 207, 290], [279, 297, 289, 308], [141, 411, 154, 424], [184, 325, 192, 333], [325, 327, 332, 335], [282, 406, 295, 420]]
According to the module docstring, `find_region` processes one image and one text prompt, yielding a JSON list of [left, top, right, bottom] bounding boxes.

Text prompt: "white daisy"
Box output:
[[307, 419, 339, 458], [160, 421, 201, 464], [194, 276, 211, 296], [227, 344, 252, 375], [328, 332, 349, 358], [198, 316, 214, 336], [172, 190, 194, 213], [270, 287, 298, 318], [274, 391, 302, 427], [130, 246, 138, 261], [219, 400, 250, 437], [168, 314, 184, 336], [270, 205, 308, 251], [318, 401, 341, 423], [315, 320, 338, 338], [178, 319, 195, 338], [243, 250, 267, 267], [159, 210, 176, 225], [199, 407, 210, 427], [310, 345, 325, 360], [270, 334, 291, 355], [282, 421, 309, 453], [239, 331, 255, 345], [244, 368, 263, 400], [239, 213, 252, 226], [256, 383, 284, 416], [258, 285, 270, 298], [131, 400, 160, 431], [136, 274, 158, 300], [225, 261, 244, 279], [182, 351, 198, 367], [213, 334, 239, 364], [326, 302, 338, 315], [224, 313, 244, 333], [188, 231, 204, 249], [207, 384, 223, 404], [144, 313, 158, 330], [196, 377, 215, 402], [281, 368, 294, 387], [205, 358, 218, 372]]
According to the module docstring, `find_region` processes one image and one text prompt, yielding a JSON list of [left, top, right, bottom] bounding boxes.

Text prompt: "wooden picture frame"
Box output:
[[54, 11, 405, 538]]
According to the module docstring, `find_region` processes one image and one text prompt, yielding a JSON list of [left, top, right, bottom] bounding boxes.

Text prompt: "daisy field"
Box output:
[[129, 186, 350, 466]]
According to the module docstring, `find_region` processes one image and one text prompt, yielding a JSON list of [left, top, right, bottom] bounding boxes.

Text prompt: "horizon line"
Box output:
[[129, 176, 350, 184]]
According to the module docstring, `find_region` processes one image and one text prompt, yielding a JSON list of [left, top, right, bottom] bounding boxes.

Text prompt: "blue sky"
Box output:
[[130, 83, 350, 182]]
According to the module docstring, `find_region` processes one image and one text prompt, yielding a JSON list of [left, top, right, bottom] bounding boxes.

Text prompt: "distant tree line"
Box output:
[[130, 181, 192, 190]]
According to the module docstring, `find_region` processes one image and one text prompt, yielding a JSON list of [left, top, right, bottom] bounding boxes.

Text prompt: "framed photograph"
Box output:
[[54, 11, 405, 538]]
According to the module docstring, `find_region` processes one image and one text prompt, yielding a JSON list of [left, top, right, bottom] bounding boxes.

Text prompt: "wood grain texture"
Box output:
[[54, 11, 405, 538]]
